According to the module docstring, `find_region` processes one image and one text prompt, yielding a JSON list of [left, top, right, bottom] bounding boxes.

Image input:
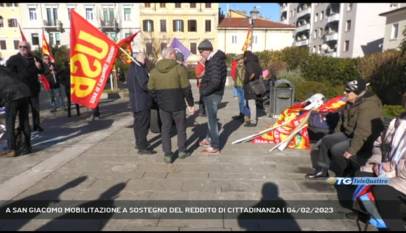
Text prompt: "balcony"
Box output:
[[324, 32, 338, 42], [295, 39, 309, 47], [296, 23, 311, 32], [43, 20, 62, 32], [297, 6, 311, 18], [100, 19, 119, 32], [327, 13, 340, 23]]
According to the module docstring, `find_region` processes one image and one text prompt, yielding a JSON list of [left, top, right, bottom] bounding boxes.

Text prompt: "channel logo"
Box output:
[[326, 177, 389, 185]]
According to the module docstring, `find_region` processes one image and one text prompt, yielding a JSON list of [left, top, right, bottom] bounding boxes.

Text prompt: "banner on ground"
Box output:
[[70, 9, 119, 109]]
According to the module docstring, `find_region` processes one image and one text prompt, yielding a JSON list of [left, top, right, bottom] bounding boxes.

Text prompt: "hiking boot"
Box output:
[[178, 151, 191, 159], [164, 153, 174, 164], [0, 150, 17, 157]]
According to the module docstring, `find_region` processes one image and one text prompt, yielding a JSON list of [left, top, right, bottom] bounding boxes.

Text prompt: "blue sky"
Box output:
[[219, 3, 281, 21]]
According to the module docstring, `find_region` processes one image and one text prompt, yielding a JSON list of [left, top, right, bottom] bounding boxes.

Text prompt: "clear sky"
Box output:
[[219, 3, 281, 21]]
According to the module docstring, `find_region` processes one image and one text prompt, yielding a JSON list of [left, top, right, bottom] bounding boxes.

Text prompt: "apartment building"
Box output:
[[0, 3, 22, 62], [280, 3, 392, 58], [218, 8, 295, 54], [380, 3, 406, 51], [1, 3, 142, 62], [139, 3, 218, 56]]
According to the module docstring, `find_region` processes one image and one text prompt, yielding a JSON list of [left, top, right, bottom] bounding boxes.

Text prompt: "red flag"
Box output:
[[18, 24, 27, 42], [41, 30, 55, 63], [117, 31, 139, 64], [38, 74, 51, 92], [70, 9, 119, 109]]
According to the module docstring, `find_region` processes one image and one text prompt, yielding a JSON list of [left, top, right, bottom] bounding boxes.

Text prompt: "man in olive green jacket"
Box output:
[[306, 79, 384, 179], [148, 48, 195, 164]]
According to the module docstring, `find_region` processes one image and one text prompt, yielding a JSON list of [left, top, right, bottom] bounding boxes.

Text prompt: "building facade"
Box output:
[[1, 3, 142, 62], [218, 9, 295, 54], [139, 3, 218, 57], [380, 4, 406, 51], [0, 3, 22, 62], [280, 3, 392, 58]]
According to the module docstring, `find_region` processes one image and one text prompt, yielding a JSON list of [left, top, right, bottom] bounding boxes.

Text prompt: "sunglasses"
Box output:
[[19, 46, 28, 49]]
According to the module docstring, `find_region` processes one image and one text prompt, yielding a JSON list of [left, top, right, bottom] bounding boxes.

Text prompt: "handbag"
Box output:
[[248, 78, 266, 95]]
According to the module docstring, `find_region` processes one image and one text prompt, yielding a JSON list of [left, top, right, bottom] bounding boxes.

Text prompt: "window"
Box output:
[[48, 32, 61, 46], [146, 42, 153, 55], [46, 8, 58, 26], [205, 3, 211, 8], [29, 8, 37, 21], [190, 3, 196, 8], [391, 23, 399, 39], [320, 11, 324, 20], [232, 35, 237, 44], [85, 8, 94, 21], [160, 19, 166, 32], [188, 20, 197, 32], [345, 20, 351, 32], [344, 40, 349, 52], [190, 43, 197, 54], [124, 8, 131, 21], [8, 18, 17, 27], [0, 16, 3, 27], [143, 20, 154, 32], [102, 8, 114, 24], [175, 3, 181, 8], [6, 3, 12, 7], [315, 13, 318, 22], [145, 3, 150, 8], [160, 3, 166, 8], [14, 3, 18, 7], [160, 43, 167, 51], [319, 28, 323, 37], [31, 33, 39, 45], [14, 40, 19, 50], [254, 35, 258, 44], [173, 20, 184, 32], [347, 3, 352, 11], [0, 40, 6, 50], [205, 20, 211, 32], [314, 29, 318, 39]]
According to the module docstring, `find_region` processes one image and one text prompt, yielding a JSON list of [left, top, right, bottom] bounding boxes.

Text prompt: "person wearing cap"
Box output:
[[148, 48, 195, 163], [306, 79, 384, 179], [197, 39, 227, 155], [127, 51, 156, 155]]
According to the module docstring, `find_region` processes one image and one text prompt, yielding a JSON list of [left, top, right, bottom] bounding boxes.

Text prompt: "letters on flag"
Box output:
[[41, 30, 55, 63], [70, 9, 119, 109], [117, 31, 139, 64]]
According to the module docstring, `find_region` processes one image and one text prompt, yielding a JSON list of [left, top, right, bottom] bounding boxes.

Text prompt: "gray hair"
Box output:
[[161, 47, 175, 59]]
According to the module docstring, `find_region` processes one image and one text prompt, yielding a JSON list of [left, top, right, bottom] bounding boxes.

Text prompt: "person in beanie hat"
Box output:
[[175, 52, 185, 64], [306, 79, 384, 179], [198, 39, 227, 155]]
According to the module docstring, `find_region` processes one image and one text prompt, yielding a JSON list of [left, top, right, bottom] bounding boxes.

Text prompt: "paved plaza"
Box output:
[[0, 83, 372, 231]]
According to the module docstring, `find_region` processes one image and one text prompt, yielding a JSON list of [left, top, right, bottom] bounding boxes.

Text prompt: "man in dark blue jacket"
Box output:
[[127, 51, 156, 155], [198, 39, 227, 155]]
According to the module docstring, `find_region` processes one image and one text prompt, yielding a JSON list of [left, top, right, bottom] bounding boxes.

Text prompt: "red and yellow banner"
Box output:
[[18, 23, 27, 42], [70, 9, 119, 109], [117, 31, 139, 64], [41, 30, 55, 63], [242, 28, 253, 52]]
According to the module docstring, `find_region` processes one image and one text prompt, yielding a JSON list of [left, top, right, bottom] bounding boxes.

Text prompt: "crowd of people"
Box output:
[[0, 38, 405, 230]]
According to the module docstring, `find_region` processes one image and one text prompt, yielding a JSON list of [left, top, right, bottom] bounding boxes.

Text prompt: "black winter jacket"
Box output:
[[6, 53, 44, 96], [243, 51, 262, 100], [127, 61, 153, 113], [0, 67, 31, 106], [199, 50, 227, 97]]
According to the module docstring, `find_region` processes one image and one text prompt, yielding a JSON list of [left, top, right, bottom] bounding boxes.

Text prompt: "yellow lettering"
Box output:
[[71, 75, 96, 98], [70, 54, 101, 78], [74, 31, 109, 60]]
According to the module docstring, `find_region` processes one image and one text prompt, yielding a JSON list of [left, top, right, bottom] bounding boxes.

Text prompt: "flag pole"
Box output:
[[118, 46, 137, 63]]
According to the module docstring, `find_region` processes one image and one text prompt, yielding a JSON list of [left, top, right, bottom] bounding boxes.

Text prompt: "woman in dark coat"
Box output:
[[243, 51, 262, 127]]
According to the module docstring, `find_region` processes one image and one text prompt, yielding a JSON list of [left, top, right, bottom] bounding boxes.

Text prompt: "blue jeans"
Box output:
[[235, 87, 249, 116], [203, 94, 222, 150]]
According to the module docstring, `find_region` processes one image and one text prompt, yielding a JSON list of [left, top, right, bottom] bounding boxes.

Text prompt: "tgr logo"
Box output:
[[326, 177, 389, 185]]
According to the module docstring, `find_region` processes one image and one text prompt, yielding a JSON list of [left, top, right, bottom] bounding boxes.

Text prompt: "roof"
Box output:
[[379, 6, 406, 16], [218, 17, 296, 29]]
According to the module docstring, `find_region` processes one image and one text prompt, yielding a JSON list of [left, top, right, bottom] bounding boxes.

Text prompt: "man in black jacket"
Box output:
[[198, 39, 227, 155], [58, 61, 80, 117], [0, 67, 32, 157], [6, 41, 44, 132], [127, 51, 156, 155]]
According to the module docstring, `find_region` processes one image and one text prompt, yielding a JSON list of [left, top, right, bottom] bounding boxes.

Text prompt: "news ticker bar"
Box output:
[[0, 200, 394, 219]]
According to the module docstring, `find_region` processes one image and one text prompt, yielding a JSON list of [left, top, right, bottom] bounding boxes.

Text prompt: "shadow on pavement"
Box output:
[[36, 182, 127, 231], [0, 176, 87, 231], [220, 118, 244, 150], [238, 182, 301, 231]]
